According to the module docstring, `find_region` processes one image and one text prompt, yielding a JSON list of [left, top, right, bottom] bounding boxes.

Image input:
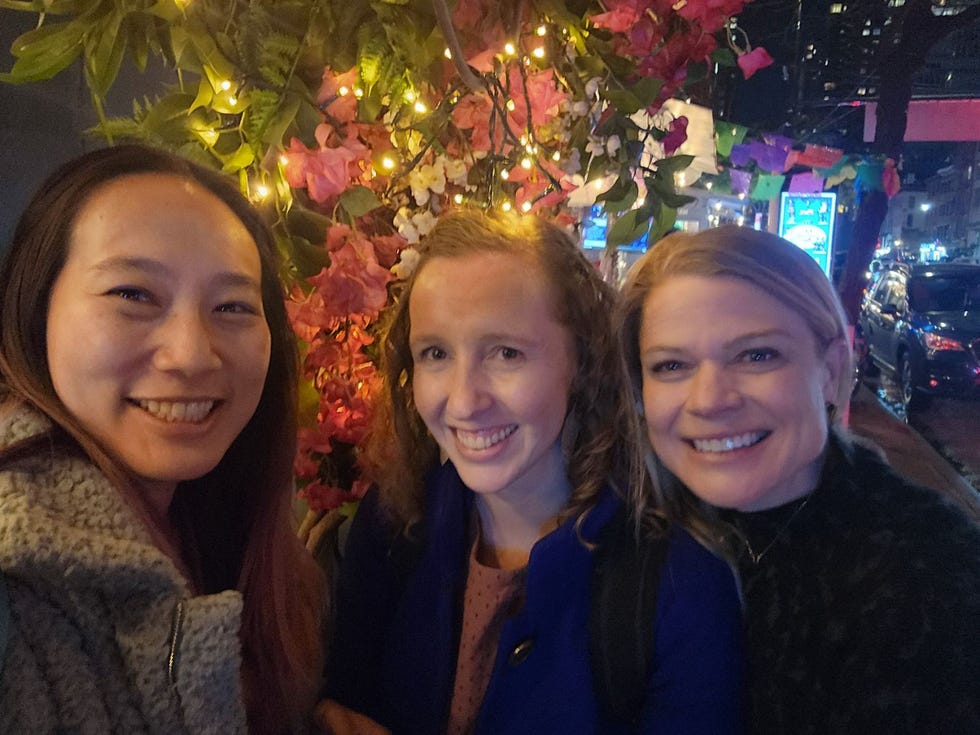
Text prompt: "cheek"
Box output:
[[410, 372, 439, 425]]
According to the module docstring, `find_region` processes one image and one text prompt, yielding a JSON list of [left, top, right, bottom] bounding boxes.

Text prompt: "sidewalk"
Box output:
[[847, 386, 980, 522]]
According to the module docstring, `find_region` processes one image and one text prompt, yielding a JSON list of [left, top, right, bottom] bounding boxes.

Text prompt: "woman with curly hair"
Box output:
[[321, 209, 743, 734]]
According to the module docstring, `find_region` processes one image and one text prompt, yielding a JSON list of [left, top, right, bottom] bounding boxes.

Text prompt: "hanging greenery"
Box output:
[[1, 0, 766, 510]]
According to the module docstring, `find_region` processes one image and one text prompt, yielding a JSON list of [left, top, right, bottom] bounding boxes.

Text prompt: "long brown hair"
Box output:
[[364, 208, 662, 537], [0, 144, 323, 732]]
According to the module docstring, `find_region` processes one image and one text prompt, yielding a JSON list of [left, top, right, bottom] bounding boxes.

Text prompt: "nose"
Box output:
[[152, 309, 222, 375], [686, 362, 741, 415], [445, 360, 492, 419]]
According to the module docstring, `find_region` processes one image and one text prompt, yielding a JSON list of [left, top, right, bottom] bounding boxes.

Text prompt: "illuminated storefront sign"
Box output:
[[778, 192, 837, 277]]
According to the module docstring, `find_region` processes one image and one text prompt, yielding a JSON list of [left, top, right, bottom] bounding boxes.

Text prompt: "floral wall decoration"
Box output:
[[2, 0, 767, 511]]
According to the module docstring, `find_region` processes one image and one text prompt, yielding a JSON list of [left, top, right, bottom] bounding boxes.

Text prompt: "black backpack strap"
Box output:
[[0, 572, 9, 679], [589, 508, 670, 727]]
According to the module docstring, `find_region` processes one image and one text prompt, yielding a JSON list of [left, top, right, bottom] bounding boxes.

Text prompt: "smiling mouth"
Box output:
[[690, 431, 768, 454], [134, 399, 216, 423], [454, 425, 517, 451]]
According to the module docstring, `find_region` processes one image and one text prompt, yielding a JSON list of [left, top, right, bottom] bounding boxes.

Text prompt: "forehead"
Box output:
[[640, 275, 815, 345], [410, 251, 564, 329], [69, 172, 260, 270]]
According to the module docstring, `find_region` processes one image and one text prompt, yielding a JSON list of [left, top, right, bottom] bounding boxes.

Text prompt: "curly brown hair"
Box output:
[[364, 208, 661, 537]]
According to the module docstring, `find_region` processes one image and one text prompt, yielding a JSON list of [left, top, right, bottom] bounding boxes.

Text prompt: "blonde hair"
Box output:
[[364, 208, 662, 537], [617, 225, 853, 553]]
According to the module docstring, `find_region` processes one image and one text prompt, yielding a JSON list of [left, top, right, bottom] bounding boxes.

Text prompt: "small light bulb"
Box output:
[[354, 87, 364, 98], [536, 25, 547, 36], [255, 184, 270, 199], [227, 96, 237, 106], [279, 155, 289, 166], [338, 86, 350, 96], [504, 42, 516, 55], [532, 47, 545, 59], [404, 90, 416, 102], [500, 169, 510, 180], [521, 201, 533, 212], [501, 201, 513, 212], [444, 47, 453, 59], [506, 99, 516, 111], [521, 157, 532, 169], [414, 100, 427, 114], [453, 193, 464, 204], [381, 156, 396, 170], [552, 151, 561, 161], [219, 80, 232, 91]]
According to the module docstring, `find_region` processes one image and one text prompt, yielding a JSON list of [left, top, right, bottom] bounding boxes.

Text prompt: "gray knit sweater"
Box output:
[[0, 401, 248, 734]]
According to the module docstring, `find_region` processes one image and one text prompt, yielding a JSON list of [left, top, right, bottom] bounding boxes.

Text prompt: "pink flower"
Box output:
[[590, 3, 644, 33], [317, 67, 359, 105], [737, 46, 774, 80], [662, 116, 689, 155], [299, 479, 370, 512], [308, 235, 392, 321]]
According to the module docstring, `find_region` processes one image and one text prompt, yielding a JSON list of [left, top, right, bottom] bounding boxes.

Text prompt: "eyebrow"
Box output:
[[89, 256, 262, 290], [642, 328, 792, 354]]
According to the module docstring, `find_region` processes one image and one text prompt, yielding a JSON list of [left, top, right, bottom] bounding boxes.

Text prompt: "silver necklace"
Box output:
[[742, 494, 814, 564]]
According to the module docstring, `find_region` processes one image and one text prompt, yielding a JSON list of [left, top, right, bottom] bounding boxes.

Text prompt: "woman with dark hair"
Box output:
[[619, 225, 980, 733], [321, 209, 743, 734], [0, 144, 324, 733]]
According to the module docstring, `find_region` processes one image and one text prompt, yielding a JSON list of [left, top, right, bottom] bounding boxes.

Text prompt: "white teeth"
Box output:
[[138, 399, 214, 423], [456, 425, 517, 450], [692, 432, 766, 453]]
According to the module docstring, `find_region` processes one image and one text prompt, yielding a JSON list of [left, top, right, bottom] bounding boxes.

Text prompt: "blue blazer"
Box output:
[[327, 462, 745, 734]]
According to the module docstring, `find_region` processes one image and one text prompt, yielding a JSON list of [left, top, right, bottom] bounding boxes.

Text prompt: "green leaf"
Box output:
[[244, 89, 280, 142], [685, 60, 708, 85], [339, 186, 382, 218], [0, 22, 85, 84], [188, 77, 213, 112], [85, 12, 126, 98], [655, 154, 694, 175], [219, 142, 256, 173], [289, 235, 332, 280], [631, 77, 664, 108], [651, 204, 678, 242], [711, 48, 736, 67], [606, 210, 648, 249], [261, 95, 301, 148], [602, 87, 642, 115], [596, 177, 638, 214]]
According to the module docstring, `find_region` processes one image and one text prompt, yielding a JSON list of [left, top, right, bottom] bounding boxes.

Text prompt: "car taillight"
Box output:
[[922, 333, 964, 351]]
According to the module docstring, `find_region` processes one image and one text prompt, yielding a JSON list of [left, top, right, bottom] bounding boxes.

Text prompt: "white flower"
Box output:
[[586, 136, 606, 158], [392, 247, 421, 280], [408, 161, 447, 206], [443, 157, 468, 186], [412, 209, 438, 237], [394, 207, 420, 243], [585, 77, 601, 100]]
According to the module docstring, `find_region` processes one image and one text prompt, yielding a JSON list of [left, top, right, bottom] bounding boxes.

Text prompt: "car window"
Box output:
[[881, 276, 906, 310], [910, 276, 978, 311]]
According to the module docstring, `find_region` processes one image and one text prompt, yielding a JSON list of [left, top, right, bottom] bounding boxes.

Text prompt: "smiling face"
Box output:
[[639, 275, 844, 511], [409, 252, 576, 510], [45, 173, 271, 505]]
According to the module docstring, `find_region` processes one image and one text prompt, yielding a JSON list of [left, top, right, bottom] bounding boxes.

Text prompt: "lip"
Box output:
[[452, 424, 518, 453], [685, 430, 770, 454], [128, 397, 221, 424]]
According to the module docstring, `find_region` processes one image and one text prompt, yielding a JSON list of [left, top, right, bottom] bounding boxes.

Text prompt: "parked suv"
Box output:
[[857, 262, 980, 411]]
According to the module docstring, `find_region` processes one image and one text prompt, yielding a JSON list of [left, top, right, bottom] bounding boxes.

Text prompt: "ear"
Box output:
[[820, 337, 851, 406]]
